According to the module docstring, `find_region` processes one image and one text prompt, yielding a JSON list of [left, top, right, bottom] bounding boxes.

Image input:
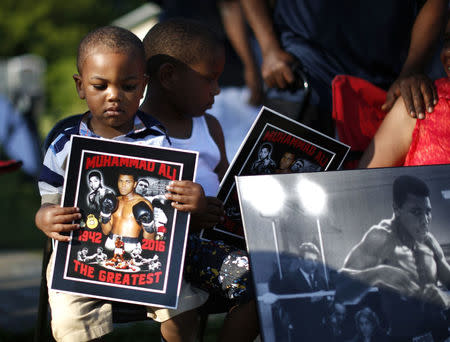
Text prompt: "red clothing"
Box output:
[[332, 75, 450, 168], [332, 75, 386, 169], [404, 78, 450, 166]]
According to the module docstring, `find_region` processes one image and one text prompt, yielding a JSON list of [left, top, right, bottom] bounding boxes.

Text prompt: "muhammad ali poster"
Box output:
[[236, 165, 450, 342], [50, 135, 197, 308], [200, 106, 349, 248]]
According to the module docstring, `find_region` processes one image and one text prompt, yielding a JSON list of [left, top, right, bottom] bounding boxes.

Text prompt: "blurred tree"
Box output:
[[0, 0, 148, 136]]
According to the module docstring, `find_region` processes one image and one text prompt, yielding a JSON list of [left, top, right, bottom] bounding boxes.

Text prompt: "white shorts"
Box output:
[[46, 252, 208, 341]]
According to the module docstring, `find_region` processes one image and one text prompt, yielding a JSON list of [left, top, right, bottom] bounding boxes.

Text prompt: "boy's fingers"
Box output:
[[167, 181, 204, 196], [49, 232, 71, 242], [55, 222, 80, 233], [59, 206, 80, 214], [171, 202, 193, 212], [167, 180, 193, 189], [166, 192, 188, 203], [55, 212, 82, 224], [166, 185, 192, 196], [49, 206, 80, 216]]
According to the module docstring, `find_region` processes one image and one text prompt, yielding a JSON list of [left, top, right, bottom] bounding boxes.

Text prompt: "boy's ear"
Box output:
[[158, 63, 178, 90], [73, 74, 85, 99]]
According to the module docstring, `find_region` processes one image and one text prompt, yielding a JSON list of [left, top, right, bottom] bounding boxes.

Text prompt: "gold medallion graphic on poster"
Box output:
[[86, 214, 98, 229]]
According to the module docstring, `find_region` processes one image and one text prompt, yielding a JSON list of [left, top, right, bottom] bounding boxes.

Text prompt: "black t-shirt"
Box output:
[[274, 0, 420, 89]]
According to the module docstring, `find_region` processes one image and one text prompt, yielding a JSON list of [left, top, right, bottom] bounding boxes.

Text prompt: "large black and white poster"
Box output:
[[237, 165, 450, 342]]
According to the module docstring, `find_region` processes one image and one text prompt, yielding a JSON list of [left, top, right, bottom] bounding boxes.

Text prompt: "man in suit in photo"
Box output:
[[269, 242, 328, 341]]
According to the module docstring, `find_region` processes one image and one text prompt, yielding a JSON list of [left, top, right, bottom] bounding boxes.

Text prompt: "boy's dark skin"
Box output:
[[140, 27, 259, 342], [35, 39, 209, 342], [140, 44, 227, 232]]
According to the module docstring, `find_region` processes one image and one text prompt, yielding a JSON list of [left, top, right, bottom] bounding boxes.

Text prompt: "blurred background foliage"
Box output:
[[0, 0, 148, 250], [0, 0, 148, 137]]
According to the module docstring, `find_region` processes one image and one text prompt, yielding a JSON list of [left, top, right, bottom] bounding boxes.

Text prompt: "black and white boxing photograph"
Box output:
[[50, 136, 197, 308], [200, 106, 350, 248], [236, 164, 450, 342]]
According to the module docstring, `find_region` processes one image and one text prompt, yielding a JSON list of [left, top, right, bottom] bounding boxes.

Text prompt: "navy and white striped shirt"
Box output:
[[38, 111, 169, 204]]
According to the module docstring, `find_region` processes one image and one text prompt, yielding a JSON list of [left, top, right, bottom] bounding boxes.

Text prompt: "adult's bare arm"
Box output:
[[358, 98, 416, 168], [240, 0, 295, 89], [382, 0, 447, 119], [219, 0, 264, 105]]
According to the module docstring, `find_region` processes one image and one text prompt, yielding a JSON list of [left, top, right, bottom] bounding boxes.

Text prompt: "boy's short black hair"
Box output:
[[77, 26, 145, 73], [143, 18, 222, 76]]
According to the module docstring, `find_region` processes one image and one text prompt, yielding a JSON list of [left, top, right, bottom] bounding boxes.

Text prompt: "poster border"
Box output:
[[50, 135, 198, 308], [236, 164, 450, 342], [200, 106, 350, 247]]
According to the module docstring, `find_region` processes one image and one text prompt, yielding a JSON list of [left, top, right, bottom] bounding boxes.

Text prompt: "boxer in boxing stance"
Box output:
[[135, 177, 170, 240], [100, 171, 155, 254]]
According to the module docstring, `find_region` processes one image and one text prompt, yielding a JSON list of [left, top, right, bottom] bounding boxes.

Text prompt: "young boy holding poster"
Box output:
[[35, 26, 213, 342], [140, 18, 259, 341]]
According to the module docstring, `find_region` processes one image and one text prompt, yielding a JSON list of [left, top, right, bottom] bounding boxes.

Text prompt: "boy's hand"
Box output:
[[165, 181, 207, 213], [35, 204, 81, 242], [191, 197, 225, 232]]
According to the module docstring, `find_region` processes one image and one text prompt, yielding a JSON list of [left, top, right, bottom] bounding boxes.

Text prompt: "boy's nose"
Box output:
[[108, 86, 122, 101]]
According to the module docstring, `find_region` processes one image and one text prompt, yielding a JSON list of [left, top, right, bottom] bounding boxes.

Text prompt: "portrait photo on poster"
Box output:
[[50, 135, 197, 308], [236, 164, 450, 342], [200, 106, 350, 248]]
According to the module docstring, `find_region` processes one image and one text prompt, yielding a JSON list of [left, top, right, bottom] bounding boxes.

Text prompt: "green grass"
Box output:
[[105, 314, 225, 342], [0, 170, 45, 250], [0, 315, 225, 341]]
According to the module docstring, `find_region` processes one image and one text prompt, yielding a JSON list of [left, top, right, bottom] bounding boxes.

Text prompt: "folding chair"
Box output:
[[33, 114, 223, 341]]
